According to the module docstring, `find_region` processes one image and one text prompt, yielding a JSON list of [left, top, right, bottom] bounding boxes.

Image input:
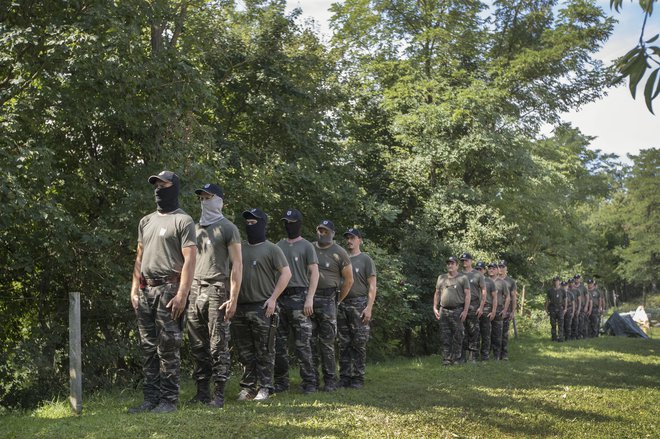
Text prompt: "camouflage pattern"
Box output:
[[337, 296, 370, 384], [563, 309, 574, 341], [461, 307, 480, 361], [231, 302, 279, 393], [589, 311, 601, 337], [490, 310, 504, 360], [439, 307, 464, 363], [501, 316, 511, 359], [571, 309, 579, 339], [478, 305, 492, 360], [186, 282, 231, 387], [310, 290, 338, 388], [274, 289, 316, 390], [136, 282, 184, 404], [579, 311, 588, 339], [548, 308, 564, 341]]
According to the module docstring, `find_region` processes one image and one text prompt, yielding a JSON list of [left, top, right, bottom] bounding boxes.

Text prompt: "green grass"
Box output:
[[1, 334, 658, 438]]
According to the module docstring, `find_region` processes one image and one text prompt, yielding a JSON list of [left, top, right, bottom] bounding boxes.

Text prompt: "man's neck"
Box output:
[[287, 236, 303, 244], [349, 249, 361, 257], [316, 241, 334, 249]]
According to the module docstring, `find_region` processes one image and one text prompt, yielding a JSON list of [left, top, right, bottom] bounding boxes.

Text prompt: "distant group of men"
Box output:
[[433, 254, 518, 365], [545, 275, 605, 342], [128, 171, 377, 414]]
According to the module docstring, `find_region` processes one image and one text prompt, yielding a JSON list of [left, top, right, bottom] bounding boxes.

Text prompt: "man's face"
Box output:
[[447, 260, 457, 273], [462, 259, 472, 270], [317, 227, 334, 239], [553, 280, 560, 288], [198, 192, 214, 201], [246, 218, 258, 226], [488, 267, 498, 277], [498, 265, 507, 276], [346, 234, 361, 249]]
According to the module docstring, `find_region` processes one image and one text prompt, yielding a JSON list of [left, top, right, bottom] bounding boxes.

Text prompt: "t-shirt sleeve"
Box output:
[[511, 279, 518, 293], [339, 248, 351, 269], [180, 216, 197, 248], [272, 244, 289, 270], [435, 275, 443, 290], [478, 273, 486, 290], [502, 282, 510, 298], [226, 222, 242, 246], [366, 255, 376, 277], [137, 219, 144, 244], [305, 242, 319, 265]]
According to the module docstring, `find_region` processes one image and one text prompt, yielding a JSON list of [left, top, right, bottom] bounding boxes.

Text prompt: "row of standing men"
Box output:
[[545, 276, 605, 342], [433, 254, 519, 365], [128, 172, 377, 414]]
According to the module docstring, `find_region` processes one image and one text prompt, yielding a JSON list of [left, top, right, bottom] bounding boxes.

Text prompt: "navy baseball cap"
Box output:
[[282, 209, 302, 222], [553, 275, 561, 281], [487, 262, 498, 268], [574, 274, 581, 279], [446, 256, 458, 264], [560, 281, 567, 286], [497, 260, 507, 267], [344, 228, 362, 238], [475, 261, 486, 270], [195, 183, 224, 198], [243, 208, 268, 221], [317, 219, 335, 232], [148, 170, 179, 185], [586, 278, 594, 284], [460, 252, 473, 261]]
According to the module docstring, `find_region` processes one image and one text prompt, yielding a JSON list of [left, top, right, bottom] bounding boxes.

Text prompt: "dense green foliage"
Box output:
[[1, 333, 659, 438], [0, 0, 657, 408]]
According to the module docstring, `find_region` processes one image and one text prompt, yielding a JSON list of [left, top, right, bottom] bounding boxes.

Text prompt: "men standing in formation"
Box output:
[[549, 275, 604, 341], [129, 174, 377, 412], [434, 257, 514, 365]]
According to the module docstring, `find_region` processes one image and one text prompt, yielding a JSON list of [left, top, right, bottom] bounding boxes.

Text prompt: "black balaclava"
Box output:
[[154, 178, 180, 213], [284, 221, 302, 239], [246, 217, 267, 244]]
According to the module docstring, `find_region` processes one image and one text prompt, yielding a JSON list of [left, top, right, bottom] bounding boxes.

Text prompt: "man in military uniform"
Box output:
[[489, 262, 510, 360], [186, 183, 242, 408], [574, 274, 590, 339], [498, 260, 517, 360], [129, 171, 196, 414], [338, 228, 377, 388], [459, 253, 487, 363], [433, 256, 470, 365], [476, 262, 498, 361], [311, 220, 353, 391], [274, 209, 319, 394], [232, 208, 291, 402], [545, 276, 566, 342], [568, 278, 580, 339], [562, 280, 575, 341], [587, 278, 604, 337]]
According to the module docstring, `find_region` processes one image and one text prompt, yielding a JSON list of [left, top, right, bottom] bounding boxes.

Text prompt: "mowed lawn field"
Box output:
[[1, 334, 658, 439]]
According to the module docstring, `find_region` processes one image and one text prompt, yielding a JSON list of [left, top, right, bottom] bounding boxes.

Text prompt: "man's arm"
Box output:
[[461, 286, 471, 322], [433, 288, 441, 320], [130, 243, 143, 312], [489, 290, 498, 320], [477, 286, 487, 317], [167, 245, 196, 320], [220, 242, 243, 321], [337, 264, 354, 303], [304, 263, 319, 316], [510, 288, 518, 317], [264, 266, 292, 317], [361, 275, 377, 324]]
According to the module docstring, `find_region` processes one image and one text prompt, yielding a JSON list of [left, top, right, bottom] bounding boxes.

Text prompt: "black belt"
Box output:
[[315, 287, 337, 297], [283, 286, 307, 296], [144, 274, 180, 287], [442, 305, 461, 310]]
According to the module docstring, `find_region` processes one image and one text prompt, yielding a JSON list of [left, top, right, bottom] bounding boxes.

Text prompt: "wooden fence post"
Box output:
[[69, 292, 82, 415]]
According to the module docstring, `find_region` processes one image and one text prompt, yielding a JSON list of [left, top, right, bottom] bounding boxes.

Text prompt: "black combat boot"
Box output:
[[208, 382, 225, 408], [188, 380, 211, 404]]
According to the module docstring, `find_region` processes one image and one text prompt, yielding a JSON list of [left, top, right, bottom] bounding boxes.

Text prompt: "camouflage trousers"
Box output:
[[478, 306, 493, 360], [274, 289, 316, 390], [186, 282, 231, 387], [490, 310, 504, 360], [563, 310, 574, 340], [589, 312, 601, 337], [461, 307, 480, 360], [310, 290, 338, 388], [439, 307, 464, 363], [231, 302, 278, 392], [578, 312, 588, 339], [571, 310, 580, 339], [337, 296, 370, 385], [136, 282, 184, 404], [501, 315, 512, 358], [548, 307, 564, 341]]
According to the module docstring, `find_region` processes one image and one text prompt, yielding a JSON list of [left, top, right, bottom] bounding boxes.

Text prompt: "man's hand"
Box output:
[[303, 296, 314, 316], [460, 310, 468, 322], [167, 292, 188, 320], [488, 310, 495, 321], [361, 306, 372, 324], [433, 307, 440, 320], [264, 297, 277, 317], [219, 298, 237, 321], [476, 307, 484, 318], [131, 293, 139, 313]]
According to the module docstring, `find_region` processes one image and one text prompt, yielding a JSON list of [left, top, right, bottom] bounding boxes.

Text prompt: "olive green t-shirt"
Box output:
[[239, 241, 288, 304], [484, 277, 496, 306], [277, 238, 318, 288], [565, 289, 575, 309], [462, 270, 486, 304], [314, 242, 351, 289], [436, 273, 469, 308], [137, 209, 196, 278], [346, 252, 376, 298], [194, 217, 241, 283], [546, 287, 565, 308], [502, 276, 517, 312], [589, 288, 601, 305], [493, 278, 510, 312]]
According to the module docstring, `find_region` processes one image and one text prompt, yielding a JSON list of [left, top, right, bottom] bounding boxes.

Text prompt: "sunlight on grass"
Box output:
[[32, 400, 75, 419]]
